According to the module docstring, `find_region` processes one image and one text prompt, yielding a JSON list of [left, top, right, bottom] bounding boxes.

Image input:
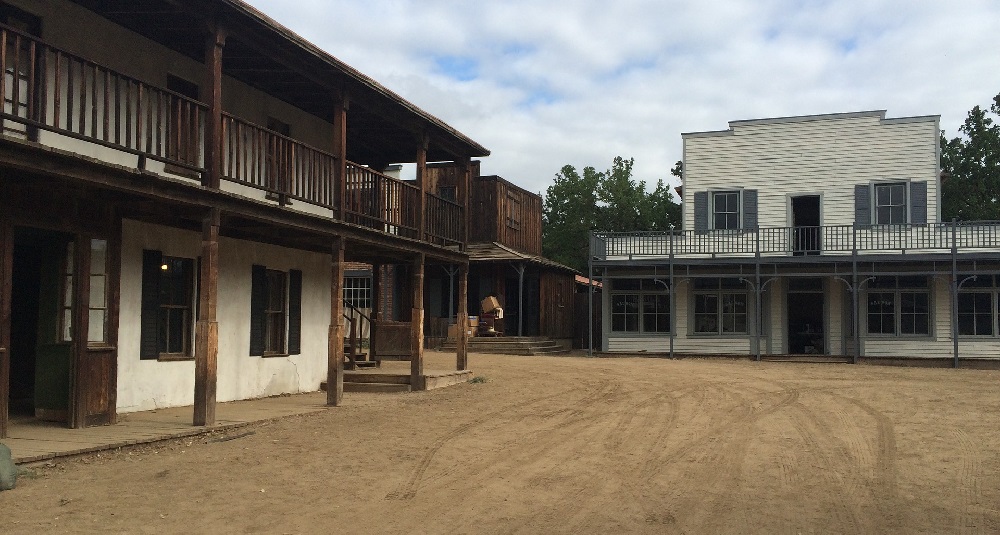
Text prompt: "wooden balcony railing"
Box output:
[[0, 23, 467, 248], [0, 24, 206, 172], [593, 221, 1000, 261], [425, 193, 464, 246], [221, 114, 336, 209]]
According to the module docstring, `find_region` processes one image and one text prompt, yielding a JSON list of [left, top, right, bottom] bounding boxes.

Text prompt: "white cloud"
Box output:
[[246, 0, 1000, 196]]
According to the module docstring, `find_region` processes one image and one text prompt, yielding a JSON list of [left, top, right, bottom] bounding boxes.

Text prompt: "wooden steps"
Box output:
[[439, 336, 569, 356]]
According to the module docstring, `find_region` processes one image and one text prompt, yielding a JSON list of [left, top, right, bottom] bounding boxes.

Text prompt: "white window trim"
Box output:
[[709, 189, 742, 231]]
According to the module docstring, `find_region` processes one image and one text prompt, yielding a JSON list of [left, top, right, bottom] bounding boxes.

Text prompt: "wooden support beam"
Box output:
[[416, 134, 428, 241], [203, 24, 227, 189], [194, 208, 220, 426], [410, 253, 425, 389], [328, 236, 346, 406], [459, 157, 471, 250], [0, 210, 12, 438], [332, 91, 349, 220], [70, 234, 92, 429], [370, 263, 381, 363], [457, 263, 469, 371]]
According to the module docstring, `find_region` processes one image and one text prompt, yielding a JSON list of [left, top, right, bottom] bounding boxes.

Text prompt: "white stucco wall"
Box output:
[[117, 219, 331, 413]]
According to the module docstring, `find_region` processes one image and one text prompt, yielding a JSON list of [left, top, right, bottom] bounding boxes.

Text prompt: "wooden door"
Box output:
[[0, 213, 11, 438], [70, 233, 119, 428]]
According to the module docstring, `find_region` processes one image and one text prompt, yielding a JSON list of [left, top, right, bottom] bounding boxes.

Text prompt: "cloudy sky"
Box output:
[[247, 0, 1000, 197]]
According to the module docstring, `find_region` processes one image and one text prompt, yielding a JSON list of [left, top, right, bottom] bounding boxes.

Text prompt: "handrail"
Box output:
[[0, 23, 207, 172], [221, 113, 337, 209], [593, 221, 1000, 260], [343, 163, 421, 238]]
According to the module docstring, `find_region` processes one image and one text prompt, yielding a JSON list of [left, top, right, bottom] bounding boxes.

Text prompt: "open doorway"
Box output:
[[787, 278, 825, 354], [791, 195, 821, 255], [9, 227, 74, 423]]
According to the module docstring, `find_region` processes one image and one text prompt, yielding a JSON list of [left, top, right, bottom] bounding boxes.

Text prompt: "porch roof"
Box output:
[[467, 242, 578, 274], [68, 0, 490, 164]]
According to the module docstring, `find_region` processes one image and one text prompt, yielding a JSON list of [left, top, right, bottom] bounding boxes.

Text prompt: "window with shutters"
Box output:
[[250, 265, 302, 357], [140, 250, 195, 361], [874, 183, 907, 225], [264, 269, 286, 355], [712, 191, 740, 230]]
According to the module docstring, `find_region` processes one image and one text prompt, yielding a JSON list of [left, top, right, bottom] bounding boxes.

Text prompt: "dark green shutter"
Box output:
[[287, 269, 302, 355], [742, 189, 758, 230], [140, 249, 162, 360], [693, 191, 708, 234], [910, 181, 928, 224], [854, 184, 871, 226], [249, 264, 266, 356]]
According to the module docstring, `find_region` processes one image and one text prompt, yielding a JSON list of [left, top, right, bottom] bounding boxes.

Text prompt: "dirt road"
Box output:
[[2, 352, 999, 534]]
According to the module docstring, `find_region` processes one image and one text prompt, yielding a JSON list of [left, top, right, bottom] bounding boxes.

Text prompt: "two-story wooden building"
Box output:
[[0, 0, 489, 438], [591, 111, 1000, 366]]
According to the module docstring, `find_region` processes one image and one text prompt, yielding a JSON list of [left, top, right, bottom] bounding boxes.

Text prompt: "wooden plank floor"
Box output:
[[4, 392, 330, 463]]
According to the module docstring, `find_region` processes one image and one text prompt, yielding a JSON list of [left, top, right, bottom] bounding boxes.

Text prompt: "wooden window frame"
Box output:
[[343, 276, 371, 310], [157, 255, 194, 359], [874, 182, 907, 226], [865, 276, 931, 336], [263, 269, 287, 356], [693, 278, 748, 335], [609, 279, 670, 334], [711, 191, 741, 231]]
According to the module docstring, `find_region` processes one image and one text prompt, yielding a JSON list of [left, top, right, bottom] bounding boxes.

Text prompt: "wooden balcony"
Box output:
[[593, 222, 1000, 262], [0, 23, 465, 248]]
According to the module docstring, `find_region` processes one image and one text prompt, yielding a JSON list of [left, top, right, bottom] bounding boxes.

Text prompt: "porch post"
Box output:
[[328, 237, 346, 406], [194, 208, 220, 426], [0, 211, 12, 438], [333, 90, 349, 220], [370, 263, 381, 364], [70, 234, 92, 429], [457, 263, 469, 370], [516, 262, 525, 336], [416, 135, 428, 241], [202, 24, 227, 189], [459, 157, 471, 249], [411, 254, 425, 389]]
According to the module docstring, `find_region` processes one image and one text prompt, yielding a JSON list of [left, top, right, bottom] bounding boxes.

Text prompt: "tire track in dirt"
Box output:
[[954, 428, 987, 535], [386, 381, 620, 500]]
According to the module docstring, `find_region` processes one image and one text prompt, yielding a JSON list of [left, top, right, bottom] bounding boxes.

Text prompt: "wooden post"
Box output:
[[0, 211, 12, 438], [410, 254, 425, 389], [193, 209, 220, 426], [332, 91, 349, 220], [416, 134, 428, 241], [203, 24, 226, 189], [70, 234, 91, 429], [459, 157, 471, 250], [370, 263, 381, 364], [457, 263, 469, 370], [327, 236, 346, 406]]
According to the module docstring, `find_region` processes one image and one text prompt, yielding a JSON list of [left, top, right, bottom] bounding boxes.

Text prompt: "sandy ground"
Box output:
[[2, 351, 1000, 534]]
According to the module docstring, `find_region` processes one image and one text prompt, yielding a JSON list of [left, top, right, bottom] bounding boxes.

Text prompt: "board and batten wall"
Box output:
[[681, 112, 940, 231], [117, 220, 331, 413]]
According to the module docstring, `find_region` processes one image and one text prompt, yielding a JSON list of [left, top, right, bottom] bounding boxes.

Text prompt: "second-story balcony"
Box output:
[[0, 20, 472, 248], [593, 222, 1000, 262]]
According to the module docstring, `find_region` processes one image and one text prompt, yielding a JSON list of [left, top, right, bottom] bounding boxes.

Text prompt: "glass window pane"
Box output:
[[62, 309, 73, 340], [88, 309, 106, 343], [90, 275, 106, 308], [90, 239, 107, 274]]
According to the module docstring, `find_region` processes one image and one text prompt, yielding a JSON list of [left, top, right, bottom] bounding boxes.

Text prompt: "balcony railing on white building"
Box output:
[[593, 222, 1000, 261]]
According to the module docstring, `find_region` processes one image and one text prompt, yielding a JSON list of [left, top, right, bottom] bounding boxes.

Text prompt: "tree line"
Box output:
[[543, 92, 1000, 273]]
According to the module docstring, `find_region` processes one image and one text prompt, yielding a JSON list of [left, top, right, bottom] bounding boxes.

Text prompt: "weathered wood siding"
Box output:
[[682, 112, 940, 231], [470, 176, 543, 255], [539, 271, 575, 340]]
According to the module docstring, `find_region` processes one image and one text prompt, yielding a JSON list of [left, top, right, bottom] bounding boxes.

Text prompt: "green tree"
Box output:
[[542, 157, 681, 272], [542, 164, 601, 272], [941, 93, 1000, 221]]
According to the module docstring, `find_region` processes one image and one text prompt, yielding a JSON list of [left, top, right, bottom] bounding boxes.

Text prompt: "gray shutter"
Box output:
[[742, 189, 758, 230], [910, 181, 928, 224], [693, 191, 708, 234], [854, 184, 871, 226], [249, 264, 266, 356], [287, 269, 302, 355], [140, 249, 162, 360]]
